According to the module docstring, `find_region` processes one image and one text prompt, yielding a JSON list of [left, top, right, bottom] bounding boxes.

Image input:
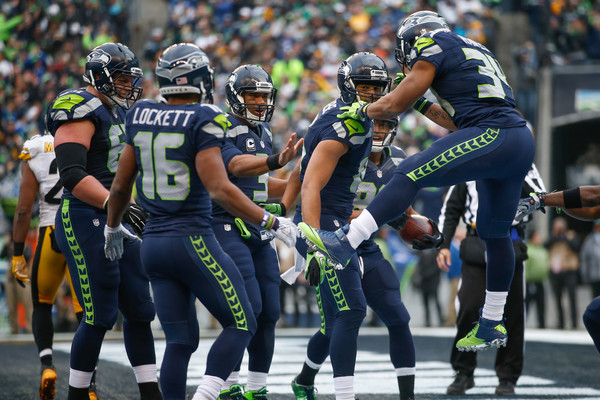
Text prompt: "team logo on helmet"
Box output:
[[87, 49, 111, 66]]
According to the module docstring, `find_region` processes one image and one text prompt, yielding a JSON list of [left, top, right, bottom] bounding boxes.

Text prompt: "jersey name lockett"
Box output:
[[131, 108, 195, 127]]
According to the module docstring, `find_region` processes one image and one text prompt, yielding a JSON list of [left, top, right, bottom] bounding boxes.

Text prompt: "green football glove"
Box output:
[[259, 203, 287, 216], [337, 101, 369, 120], [393, 72, 407, 85], [305, 250, 328, 286]]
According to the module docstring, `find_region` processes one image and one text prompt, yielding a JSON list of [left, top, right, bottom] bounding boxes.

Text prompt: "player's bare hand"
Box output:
[[436, 248, 451, 272], [278, 132, 304, 167]]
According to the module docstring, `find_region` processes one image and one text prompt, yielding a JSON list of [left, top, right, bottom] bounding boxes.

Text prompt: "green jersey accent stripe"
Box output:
[[316, 286, 326, 335], [406, 128, 500, 182], [189, 235, 248, 331], [324, 268, 350, 311], [60, 199, 94, 325]]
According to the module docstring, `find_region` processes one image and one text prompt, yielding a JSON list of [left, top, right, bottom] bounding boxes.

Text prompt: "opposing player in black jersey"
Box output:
[[47, 43, 161, 400], [301, 11, 535, 352], [103, 43, 297, 400]]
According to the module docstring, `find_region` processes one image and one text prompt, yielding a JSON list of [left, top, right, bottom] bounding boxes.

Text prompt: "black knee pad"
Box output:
[[162, 320, 200, 351], [121, 300, 156, 323]]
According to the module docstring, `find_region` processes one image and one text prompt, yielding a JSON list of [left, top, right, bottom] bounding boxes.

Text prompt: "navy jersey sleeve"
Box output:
[[221, 138, 243, 170], [190, 104, 228, 153]]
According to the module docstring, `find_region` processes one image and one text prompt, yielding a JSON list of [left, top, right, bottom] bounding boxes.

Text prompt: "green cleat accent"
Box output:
[[291, 377, 317, 400], [457, 316, 507, 352], [218, 384, 245, 400], [243, 387, 267, 400]]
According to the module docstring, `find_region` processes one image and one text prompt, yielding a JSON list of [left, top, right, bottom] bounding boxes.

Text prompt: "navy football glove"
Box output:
[[412, 218, 444, 250], [123, 203, 147, 237]]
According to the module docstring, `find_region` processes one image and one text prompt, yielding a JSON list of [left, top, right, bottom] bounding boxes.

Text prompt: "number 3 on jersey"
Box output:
[[463, 48, 509, 99], [134, 132, 190, 200]]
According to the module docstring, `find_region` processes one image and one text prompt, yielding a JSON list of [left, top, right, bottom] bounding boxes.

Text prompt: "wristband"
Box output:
[[13, 242, 25, 256], [413, 97, 432, 114], [358, 103, 370, 119], [563, 187, 582, 209], [260, 211, 277, 230], [102, 194, 110, 210], [266, 153, 284, 170], [538, 192, 546, 208]]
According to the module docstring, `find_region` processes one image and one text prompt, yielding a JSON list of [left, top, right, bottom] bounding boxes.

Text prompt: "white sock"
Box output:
[[347, 210, 379, 249], [39, 348, 53, 358], [69, 368, 94, 388], [246, 371, 268, 391], [192, 375, 224, 400], [334, 375, 355, 400], [223, 370, 240, 389], [305, 356, 323, 370], [132, 364, 158, 383], [396, 367, 416, 376], [482, 290, 508, 321]]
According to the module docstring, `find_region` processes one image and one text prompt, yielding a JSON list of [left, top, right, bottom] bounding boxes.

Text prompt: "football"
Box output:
[[399, 215, 434, 245]]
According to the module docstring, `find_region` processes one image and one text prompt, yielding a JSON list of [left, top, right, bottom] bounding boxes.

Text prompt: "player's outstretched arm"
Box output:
[[227, 132, 303, 177]]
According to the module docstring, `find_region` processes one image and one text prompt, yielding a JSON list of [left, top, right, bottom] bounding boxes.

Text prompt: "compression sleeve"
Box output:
[[55, 142, 88, 191]]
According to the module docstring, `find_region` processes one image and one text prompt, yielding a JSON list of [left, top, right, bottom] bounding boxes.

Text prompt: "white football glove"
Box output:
[[271, 217, 298, 248], [104, 224, 140, 261]]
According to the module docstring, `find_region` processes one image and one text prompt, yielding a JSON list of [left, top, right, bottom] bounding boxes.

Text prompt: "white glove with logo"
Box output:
[[104, 224, 140, 261]]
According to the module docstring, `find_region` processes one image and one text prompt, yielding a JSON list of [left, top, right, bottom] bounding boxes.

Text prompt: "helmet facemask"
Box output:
[[371, 118, 398, 153]]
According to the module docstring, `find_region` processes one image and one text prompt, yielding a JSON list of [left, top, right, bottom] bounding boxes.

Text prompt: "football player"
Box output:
[[288, 116, 438, 400], [282, 52, 394, 400], [212, 65, 303, 400], [300, 11, 536, 353], [103, 43, 297, 400], [47, 43, 161, 400], [12, 133, 86, 400]]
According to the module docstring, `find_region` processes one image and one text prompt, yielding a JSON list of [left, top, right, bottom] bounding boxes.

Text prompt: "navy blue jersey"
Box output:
[[211, 115, 273, 216], [300, 98, 374, 220], [125, 100, 229, 235], [47, 88, 126, 201], [411, 29, 525, 129], [354, 146, 406, 256]]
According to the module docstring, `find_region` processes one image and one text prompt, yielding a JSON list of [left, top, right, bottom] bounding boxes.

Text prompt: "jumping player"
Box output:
[[103, 43, 297, 400], [47, 42, 161, 400], [300, 11, 535, 352]]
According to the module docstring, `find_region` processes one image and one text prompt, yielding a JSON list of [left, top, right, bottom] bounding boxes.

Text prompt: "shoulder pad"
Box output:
[[20, 135, 53, 161], [49, 89, 103, 123]]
